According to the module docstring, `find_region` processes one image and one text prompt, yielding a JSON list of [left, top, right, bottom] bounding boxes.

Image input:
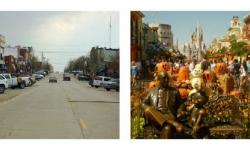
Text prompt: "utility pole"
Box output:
[[109, 16, 111, 49]]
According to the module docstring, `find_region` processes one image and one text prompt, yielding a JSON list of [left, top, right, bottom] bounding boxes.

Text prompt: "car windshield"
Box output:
[[4, 75, 10, 79], [0, 75, 5, 80]]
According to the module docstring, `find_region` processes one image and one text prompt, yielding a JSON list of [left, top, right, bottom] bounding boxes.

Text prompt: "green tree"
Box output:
[[230, 40, 248, 61]]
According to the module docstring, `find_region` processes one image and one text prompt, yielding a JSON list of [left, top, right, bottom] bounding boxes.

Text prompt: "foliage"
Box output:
[[230, 40, 248, 57], [64, 56, 89, 73]]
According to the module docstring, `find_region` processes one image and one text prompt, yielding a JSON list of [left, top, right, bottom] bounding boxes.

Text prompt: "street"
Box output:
[[0, 74, 119, 139]]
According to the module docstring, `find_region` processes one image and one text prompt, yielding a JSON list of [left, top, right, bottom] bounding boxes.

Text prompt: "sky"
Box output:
[[0, 11, 119, 72], [142, 11, 250, 49]]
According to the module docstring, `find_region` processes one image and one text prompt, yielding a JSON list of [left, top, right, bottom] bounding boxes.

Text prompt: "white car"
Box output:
[[0, 74, 8, 94], [93, 76, 112, 88], [1, 73, 27, 89]]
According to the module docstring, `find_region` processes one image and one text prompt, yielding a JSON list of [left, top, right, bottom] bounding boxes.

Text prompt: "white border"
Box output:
[[1, 0, 250, 150]]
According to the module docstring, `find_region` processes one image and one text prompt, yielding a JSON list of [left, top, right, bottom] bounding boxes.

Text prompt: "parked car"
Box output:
[[0, 74, 8, 94], [78, 74, 90, 81], [32, 74, 44, 80], [29, 76, 36, 85], [35, 70, 47, 76], [93, 76, 112, 88], [63, 73, 71, 81], [1, 73, 26, 89], [19, 75, 32, 87], [49, 77, 57, 83], [103, 79, 119, 91]]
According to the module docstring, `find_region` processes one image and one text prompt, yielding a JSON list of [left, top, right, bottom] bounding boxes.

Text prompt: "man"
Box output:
[[141, 72, 184, 138], [233, 59, 241, 87]]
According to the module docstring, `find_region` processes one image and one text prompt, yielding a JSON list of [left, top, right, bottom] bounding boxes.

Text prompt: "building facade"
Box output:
[[131, 11, 145, 63], [4, 55, 17, 74], [0, 34, 6, 73], [242, 13, 250, 40], [149, 23, 173, 49], [89, 46, 119, 77]]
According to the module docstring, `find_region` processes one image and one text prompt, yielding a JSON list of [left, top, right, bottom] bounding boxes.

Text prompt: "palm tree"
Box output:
[[230, 39, 248, 63]]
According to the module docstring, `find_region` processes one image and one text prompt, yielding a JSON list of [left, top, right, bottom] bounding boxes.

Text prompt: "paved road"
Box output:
[[0, 74, 119, 139]]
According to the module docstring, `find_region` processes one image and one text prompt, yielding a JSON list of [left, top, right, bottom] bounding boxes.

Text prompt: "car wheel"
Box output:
[[95, 86, 98, 88], [106, 88, 110, 91], [0, 85, 5, 94], [91, 85, 94, 87], [19, 83, 25, 89], [116, 89, 119, 92]]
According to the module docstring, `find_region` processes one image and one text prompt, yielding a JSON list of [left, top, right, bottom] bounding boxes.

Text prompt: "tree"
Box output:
[[230, 40, 248, 61], [64, 56, 90, 73]]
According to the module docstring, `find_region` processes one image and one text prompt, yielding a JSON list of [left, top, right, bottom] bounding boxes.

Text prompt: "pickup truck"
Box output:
[[0, 74, 8, 94], [0, 73, 26, 89]]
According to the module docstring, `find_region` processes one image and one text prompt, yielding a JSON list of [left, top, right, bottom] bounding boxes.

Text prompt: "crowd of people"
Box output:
[[131, 55, 250, 139]]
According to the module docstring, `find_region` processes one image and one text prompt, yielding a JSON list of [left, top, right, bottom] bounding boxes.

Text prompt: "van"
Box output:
[[93, 76, 112, 88]]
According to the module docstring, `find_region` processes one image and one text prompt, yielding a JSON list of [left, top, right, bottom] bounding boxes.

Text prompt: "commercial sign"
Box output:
[[103, 48, 119, 62]]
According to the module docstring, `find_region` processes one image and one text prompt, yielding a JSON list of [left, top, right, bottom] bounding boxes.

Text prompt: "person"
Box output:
[[141, 72, 184, 138], [247, 60, 250, 76], [131, 61, 137, 87], [214, 58, 227, 75], [227, 61, 234, 74], [189, 60, 196, 72], [210, 60, 216, 71], [177, 63, 189, 82], [233, 59, 241, 87], [201, 57, 211, 72]]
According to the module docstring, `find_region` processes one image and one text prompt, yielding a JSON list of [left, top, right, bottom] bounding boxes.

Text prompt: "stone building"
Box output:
[[149, 23, 173, 49], [131, 11, 145, 63]]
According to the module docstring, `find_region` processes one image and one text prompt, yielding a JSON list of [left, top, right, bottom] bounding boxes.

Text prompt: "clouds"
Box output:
[[0, 11, 119, 71], [33, 12, 86, 46], [31, 11, 119, 50]]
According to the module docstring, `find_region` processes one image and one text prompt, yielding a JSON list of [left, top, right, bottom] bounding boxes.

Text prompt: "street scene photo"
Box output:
[[131, 11, 250, 139], [0, 11, 119, 139]]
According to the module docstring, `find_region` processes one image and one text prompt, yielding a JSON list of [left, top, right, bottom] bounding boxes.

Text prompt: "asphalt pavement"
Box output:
[[0, 73, 119, 139]]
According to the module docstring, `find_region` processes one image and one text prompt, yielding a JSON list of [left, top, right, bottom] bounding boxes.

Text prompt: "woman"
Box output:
[[131, 61, 137, 87]]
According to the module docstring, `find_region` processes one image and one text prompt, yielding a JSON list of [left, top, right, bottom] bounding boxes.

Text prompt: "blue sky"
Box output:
[[142, 11, 249, 48], [0, 11, 119, 72]]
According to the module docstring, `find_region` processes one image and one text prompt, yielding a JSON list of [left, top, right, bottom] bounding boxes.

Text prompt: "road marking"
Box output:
[[79, 118, 87, 130]]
